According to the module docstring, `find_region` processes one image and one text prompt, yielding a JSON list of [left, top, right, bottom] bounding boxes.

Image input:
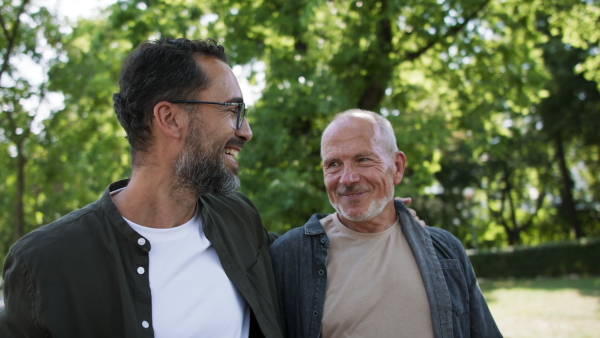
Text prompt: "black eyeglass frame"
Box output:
[[169, 100, 246, 129]]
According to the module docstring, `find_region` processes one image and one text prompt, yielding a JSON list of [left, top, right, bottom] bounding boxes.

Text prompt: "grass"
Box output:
[[2, 276, 598, 336], [479, 276, 600, 338]]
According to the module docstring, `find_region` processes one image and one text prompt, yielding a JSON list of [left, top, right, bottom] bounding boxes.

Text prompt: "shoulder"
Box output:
[[427, 226, 461, 244], [10, 199, 106, 259], [426, 226, 469, 261], [393, 199, 466, 258], [201, 192, 263, 229], [269, 225, 308, 273], [201, 192, 270, 247], [201, 192, 259, 215], [201, 191, 252, 204], [270, 227, 304, 252], [270, 213, 327, 254]]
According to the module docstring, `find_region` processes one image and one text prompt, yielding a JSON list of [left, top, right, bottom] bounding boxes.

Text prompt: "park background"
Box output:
[[1, 0, 599, 336]]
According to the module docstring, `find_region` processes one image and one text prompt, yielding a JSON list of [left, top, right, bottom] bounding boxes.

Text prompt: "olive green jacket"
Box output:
[[0, 180, 283, 338]]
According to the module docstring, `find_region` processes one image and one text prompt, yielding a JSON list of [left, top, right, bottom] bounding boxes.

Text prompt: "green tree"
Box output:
[[3, 0, 599, 258], [47, 0, 600, 240], [0, 0, 62, 244], [211, 0, 576, 237], [537, 32, 600, 238], [0, 2, 131, 260]]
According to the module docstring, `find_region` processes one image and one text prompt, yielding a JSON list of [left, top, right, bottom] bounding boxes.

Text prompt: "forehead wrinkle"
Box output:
[[322, 138, 379, 162], [322, 128, 375, 160]]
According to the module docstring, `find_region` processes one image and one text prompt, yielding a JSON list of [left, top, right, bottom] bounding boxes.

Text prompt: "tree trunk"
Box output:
[[506, 229, 521, 246], [555, 133, 585, 238], [15, 142, 26, 241], [357, 0, 392, 111]]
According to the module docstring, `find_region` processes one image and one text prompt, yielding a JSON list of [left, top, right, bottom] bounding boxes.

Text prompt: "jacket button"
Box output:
[[320, 237, 327, 243], [138, 238, 146, 246], [318, 270, 325, 276], [137, 267, 145, 275], [141, 321, 150, 328], [312, 311, 318, 317]]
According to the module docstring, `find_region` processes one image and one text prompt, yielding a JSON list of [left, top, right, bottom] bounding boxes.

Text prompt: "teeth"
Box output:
[[225, 148, 239, 158]]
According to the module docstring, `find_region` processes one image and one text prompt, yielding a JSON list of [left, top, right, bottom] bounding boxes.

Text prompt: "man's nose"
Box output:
[[236, 118, 252, 142], [339, 166, 359, 185]]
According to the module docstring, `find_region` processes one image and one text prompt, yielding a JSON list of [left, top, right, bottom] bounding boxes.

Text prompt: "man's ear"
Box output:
[[153, 101, 185, 140], [393, 151, 406, 185]]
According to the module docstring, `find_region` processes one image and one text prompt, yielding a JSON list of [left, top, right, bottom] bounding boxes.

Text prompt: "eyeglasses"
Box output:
[[169, 100, 246, 129]]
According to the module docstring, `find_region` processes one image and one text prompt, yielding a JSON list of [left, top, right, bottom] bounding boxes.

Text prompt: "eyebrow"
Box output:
[[323, 151, 376, 163], [227, 97, 244, 104], [354, 152, 374, 158]]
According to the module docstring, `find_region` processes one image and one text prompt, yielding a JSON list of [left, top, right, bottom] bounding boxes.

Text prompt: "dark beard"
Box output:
[[173, 121, 240, 197]]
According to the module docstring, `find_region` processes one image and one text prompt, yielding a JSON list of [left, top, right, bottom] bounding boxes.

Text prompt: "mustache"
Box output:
[[225, 138, 245, 149], [336, 184, 370, 195]]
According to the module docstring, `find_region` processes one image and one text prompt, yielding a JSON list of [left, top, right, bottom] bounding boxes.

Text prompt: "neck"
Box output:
[[112, 167, 198, 229], [337, 202, 398, 233]]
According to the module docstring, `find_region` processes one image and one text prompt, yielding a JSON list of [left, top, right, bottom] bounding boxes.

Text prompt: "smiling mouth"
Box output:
[[337, 184, 369, 196], [343, 192, 363, 196], [341, 192, 367, 200], [224, 148, 239, 161]]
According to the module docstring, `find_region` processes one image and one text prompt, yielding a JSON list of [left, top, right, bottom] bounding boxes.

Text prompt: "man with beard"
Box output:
[[0, 38, 282, 337], [269, 109, 501, 338]]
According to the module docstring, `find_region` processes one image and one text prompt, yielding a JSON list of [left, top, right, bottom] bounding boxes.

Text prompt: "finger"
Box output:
[[394, 197, 412, 205], [408, 208, 417, 218]]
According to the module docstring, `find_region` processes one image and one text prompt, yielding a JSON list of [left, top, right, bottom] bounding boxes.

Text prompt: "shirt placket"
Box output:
[[132, 235, 154, 337]]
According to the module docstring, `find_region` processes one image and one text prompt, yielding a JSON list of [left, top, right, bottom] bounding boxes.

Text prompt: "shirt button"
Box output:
[[312, 311, 319, 317], [141, 320, 150, 328], [320, 238, 327, 243], [137, 267, 145, 275], [137, 238, 146, 246], [318, 270, 325, 276]]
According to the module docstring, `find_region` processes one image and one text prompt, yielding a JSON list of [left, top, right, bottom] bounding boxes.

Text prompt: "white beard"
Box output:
[[331, 175, 395, 222]]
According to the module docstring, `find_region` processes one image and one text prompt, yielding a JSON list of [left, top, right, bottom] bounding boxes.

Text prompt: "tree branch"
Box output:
[[521, 188, 546, 232], [357, 0, 393, 110], [0, 0, 31, 81], [400, 0, 491, 62], [504, 169, 519, 232], [488, 189, 510, 234]]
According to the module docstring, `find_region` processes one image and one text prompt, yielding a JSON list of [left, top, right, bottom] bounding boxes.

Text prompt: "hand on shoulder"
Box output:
[[395, 197, 427, 227]]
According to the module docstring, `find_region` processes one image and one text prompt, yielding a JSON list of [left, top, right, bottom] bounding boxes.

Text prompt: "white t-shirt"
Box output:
[[125, 205, 250, 338]]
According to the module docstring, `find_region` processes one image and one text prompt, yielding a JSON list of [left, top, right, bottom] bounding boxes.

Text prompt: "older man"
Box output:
[[269, 109, 501, 338], [0, 38, 282, 337]]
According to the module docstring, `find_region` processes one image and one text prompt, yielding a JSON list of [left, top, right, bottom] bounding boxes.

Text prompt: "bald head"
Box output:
[[321, 109, 399, 161]]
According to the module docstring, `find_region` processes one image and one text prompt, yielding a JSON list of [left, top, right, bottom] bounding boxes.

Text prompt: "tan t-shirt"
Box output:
[[320, 213, 434, 338]]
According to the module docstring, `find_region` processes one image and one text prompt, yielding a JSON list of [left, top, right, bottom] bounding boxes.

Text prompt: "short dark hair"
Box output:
[[113, 38, 228, 160]]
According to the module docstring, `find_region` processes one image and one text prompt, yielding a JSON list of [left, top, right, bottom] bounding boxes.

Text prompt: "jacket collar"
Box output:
[[101, 179, 152, 252], [303, 213, 329, 235], [303, 200, 414, 236]]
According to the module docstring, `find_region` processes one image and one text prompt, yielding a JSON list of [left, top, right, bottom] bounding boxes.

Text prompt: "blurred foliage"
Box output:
[[469, 236, 600, 278], [1, 0, 599, 263]]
